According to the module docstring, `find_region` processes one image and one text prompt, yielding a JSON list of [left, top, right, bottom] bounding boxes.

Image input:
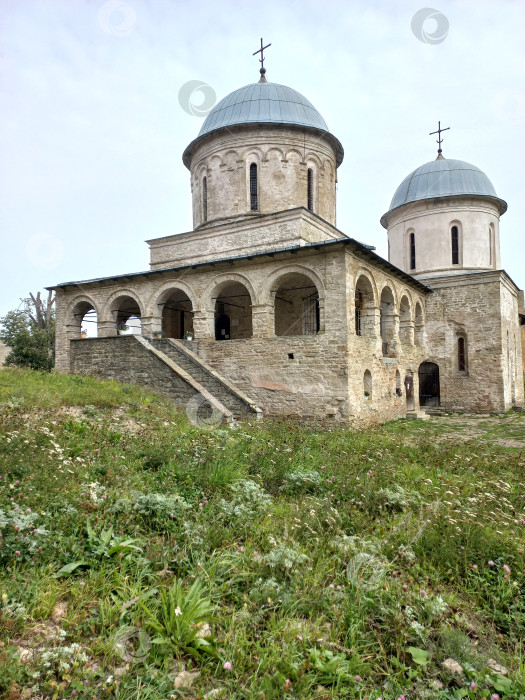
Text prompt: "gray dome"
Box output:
[[199, 81, 329, 136], [383, 158, 507, 220], [183, 80, 343, 167]]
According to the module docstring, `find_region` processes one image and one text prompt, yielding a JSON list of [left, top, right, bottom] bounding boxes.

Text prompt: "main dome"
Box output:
[[382, 158, 507, 223], [198, 81, 329, 136], [183, 80, 343, 167]]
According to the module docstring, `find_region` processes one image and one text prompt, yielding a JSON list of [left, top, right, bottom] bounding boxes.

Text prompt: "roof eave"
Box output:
[[182, 121, 344, 169], [380, 193, 508, 229]]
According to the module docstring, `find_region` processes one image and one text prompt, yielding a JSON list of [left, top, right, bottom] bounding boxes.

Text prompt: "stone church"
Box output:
[[50, 61, 524, 425]]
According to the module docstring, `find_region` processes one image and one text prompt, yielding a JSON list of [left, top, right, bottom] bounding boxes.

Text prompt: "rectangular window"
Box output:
[[202, 177, 207, 222], [307, 168, 313, 211], [250, 163, 258, 211], [409, 232, 416, 270], [355, 291, 362, 336], [458, 336, 466, 371], [451, 226, 459, 265]]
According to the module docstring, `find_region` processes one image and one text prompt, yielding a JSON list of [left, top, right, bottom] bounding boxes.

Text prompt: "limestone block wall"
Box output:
[[185, 125, 338, 229], [343, 254, 429, 425], [70, 336, 199, 405], [423, 271, 523, 412], [53, 240, 432, 425], [147, 208, 346, 269], [500, 280, 524, 406], [385, 197, 502, 276]]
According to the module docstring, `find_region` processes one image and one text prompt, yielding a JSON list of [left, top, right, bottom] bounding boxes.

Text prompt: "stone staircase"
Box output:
[[149, 337, 262, 421]]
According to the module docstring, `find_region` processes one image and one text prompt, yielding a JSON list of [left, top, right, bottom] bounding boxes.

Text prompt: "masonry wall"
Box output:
[[70, 336, 199, 405], [184, 125, 338, 229], [423, 271, 524, 413], [148, 208, 345, 269]]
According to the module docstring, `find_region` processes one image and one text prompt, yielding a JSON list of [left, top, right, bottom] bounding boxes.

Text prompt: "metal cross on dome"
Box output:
[[253, 37, 271, 75], [430, 120, 450, 155]]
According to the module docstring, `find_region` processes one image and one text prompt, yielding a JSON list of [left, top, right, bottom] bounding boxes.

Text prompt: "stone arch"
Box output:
[[202, 273, 256, 341], [304, 152, 322, 169], [209, 154, 224, 169], [414, 301, 425, 347], [266, 146, 286, 161], [284, 147, 303, 162], [419, 361, 440, 407], [147, 281, 198, 340], [66, 294, 100, 338], [244, 146, 264, 163], [262, 264, 326, 308], [268, 268, 324, 337], [380, 284, 397, 356], [102, 289, 144, 335], [354, 270, 378, 337], [354, 268, 379, 307], [399, 293, 413, 345]]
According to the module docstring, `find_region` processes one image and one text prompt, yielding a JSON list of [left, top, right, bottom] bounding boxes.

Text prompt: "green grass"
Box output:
[[0, 367, 524, 699]]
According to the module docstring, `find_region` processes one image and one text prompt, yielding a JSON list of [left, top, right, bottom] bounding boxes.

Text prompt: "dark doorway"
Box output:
[[419, 362, 440, 407], [404, 372, 415, 411], [215, 313, 231, 340]]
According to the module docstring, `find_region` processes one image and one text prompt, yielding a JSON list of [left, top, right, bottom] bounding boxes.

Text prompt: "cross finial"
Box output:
[[253, 37, 271, 82], [429, 120, 450, 158]]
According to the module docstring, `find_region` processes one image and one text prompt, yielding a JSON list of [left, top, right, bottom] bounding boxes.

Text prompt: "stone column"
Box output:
[[140, 315, 159, 338], [251, 304, 273, 337], [97, 320, 117, 338], [193, 310, 214, 339]]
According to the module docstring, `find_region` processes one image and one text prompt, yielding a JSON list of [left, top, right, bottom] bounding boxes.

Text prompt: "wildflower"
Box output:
[[503, 564, 511, 574], [470, 682, 477, 691], [223, 661, 232, 670], [420, 590, 427, 597], [488, 560, 495, 566], [79, 581, 85, 586], [174, 607, 182, 616], [355, 675, 361, 682], [15, 551, 20, 555], [336, 585, 342, 590], [492, 695, 500, 700], [329, 584, 335, 589], [472, 564, 478, 570]]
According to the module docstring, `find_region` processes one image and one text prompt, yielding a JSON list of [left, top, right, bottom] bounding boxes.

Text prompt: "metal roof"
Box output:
[[199, 82, 329, 136], [382, 158, 507, 223], [182, 81, 344, 168], [47, 228, 431, 295]]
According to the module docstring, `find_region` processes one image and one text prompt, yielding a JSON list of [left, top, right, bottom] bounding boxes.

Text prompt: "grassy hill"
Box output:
[[0, 367, 524, 699]]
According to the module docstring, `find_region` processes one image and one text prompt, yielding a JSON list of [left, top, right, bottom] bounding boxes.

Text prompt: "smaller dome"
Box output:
[[382, 158, 507, 225]]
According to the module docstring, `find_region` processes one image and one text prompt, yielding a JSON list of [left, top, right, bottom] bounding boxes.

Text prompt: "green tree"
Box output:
[[0, 291, 55, 371]]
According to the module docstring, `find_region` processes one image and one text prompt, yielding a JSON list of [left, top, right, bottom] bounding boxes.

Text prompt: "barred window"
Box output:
[[307, 168, 314, 211], [409, 232, 416, 270], [250, 163, 258, 211], [202, 176, 207, 222], [458, 336, 467, 372], [451, 225, 459, 265]]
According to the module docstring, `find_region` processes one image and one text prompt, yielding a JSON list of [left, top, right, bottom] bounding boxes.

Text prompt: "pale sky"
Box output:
[[1, 0, 524, 319]]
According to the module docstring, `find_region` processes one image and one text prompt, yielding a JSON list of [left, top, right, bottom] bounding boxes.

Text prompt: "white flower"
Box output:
[[174, 607, 182, 616]]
